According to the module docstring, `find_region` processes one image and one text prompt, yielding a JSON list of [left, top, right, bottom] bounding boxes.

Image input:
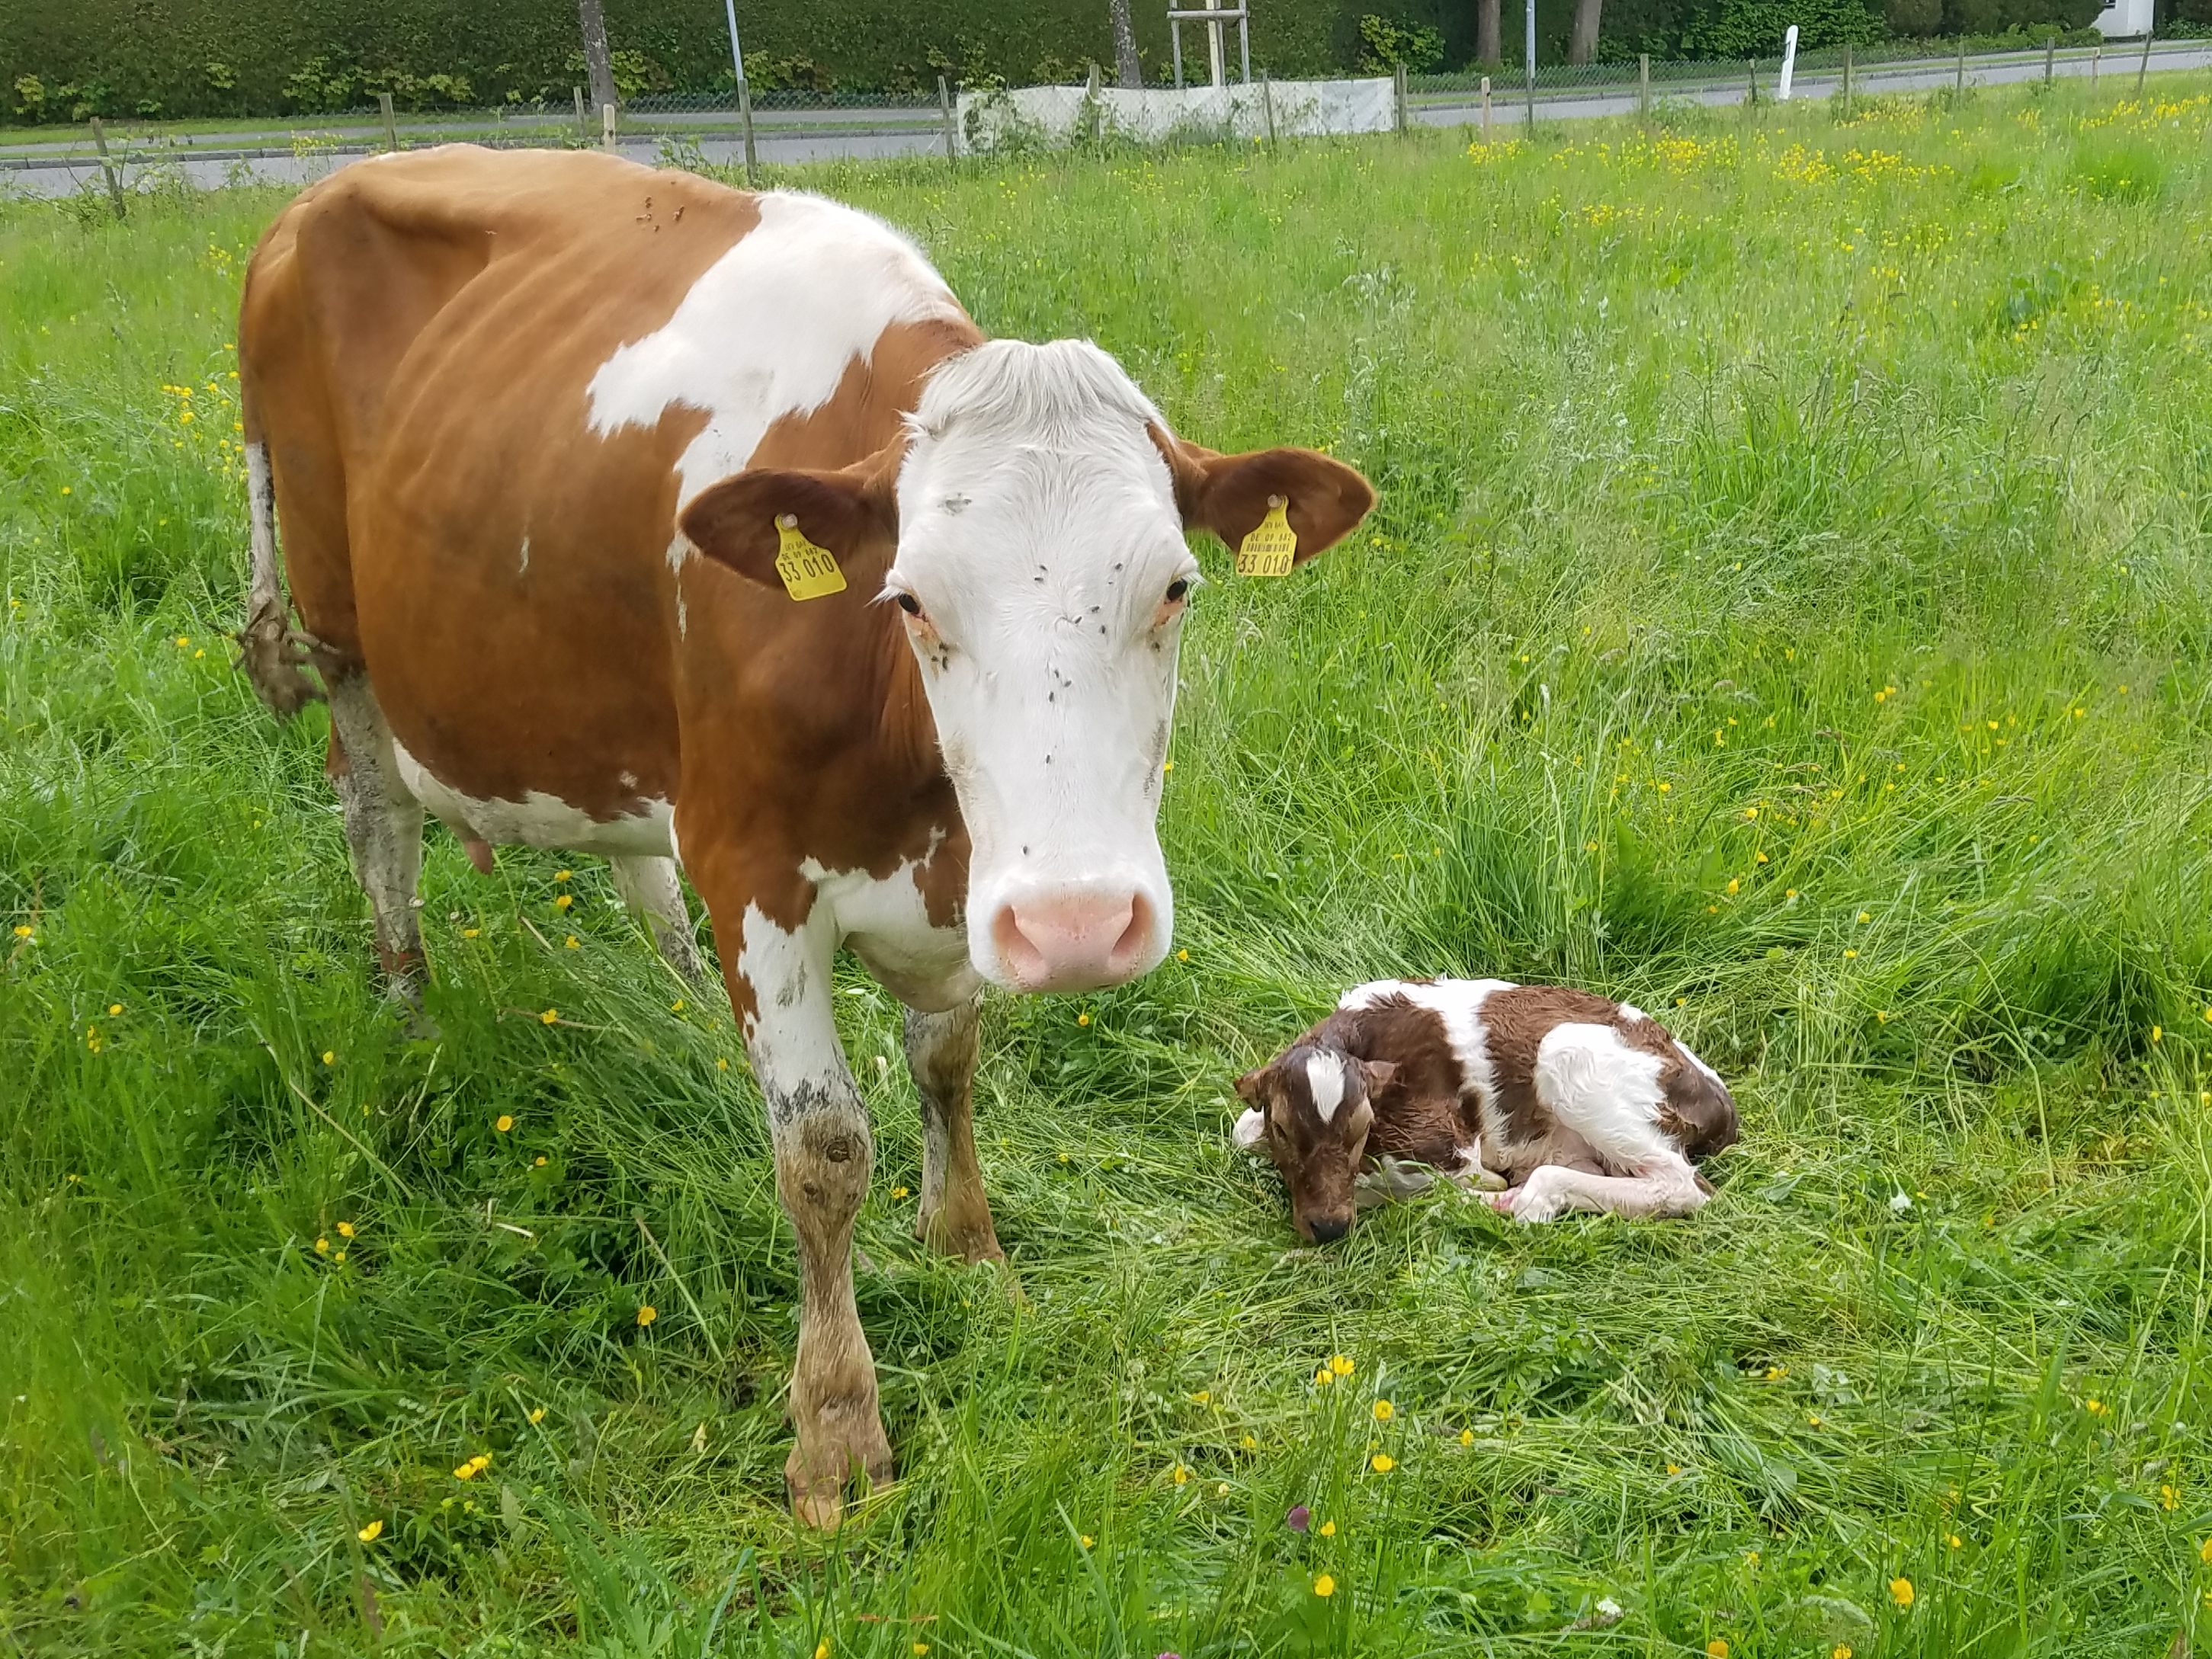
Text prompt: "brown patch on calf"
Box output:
[[1476, 985, 1621, 1153], [1616, 1011, 1740, 1161]]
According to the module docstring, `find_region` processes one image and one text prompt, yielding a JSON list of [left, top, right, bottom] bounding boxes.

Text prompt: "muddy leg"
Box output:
[[608, 854, 705, 982], [324, 673, 426, 1005], [904, 998, 1002, 1263]]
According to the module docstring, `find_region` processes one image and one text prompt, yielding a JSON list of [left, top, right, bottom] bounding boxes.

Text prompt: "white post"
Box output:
[[1205, 0, 1226, 88], [1777, 24, 1799, 101], [1480, 73, 1492, 140], [601, 102, 617, 152]]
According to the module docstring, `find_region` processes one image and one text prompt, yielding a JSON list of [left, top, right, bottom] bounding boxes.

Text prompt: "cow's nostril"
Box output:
[[992, 905, 1049, 985], [1307, 1215, 1351, 1244], [1108, 891, 1152, 973]]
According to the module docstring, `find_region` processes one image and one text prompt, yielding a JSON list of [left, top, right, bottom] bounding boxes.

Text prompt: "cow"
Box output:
[[234, 147, 1374, 1525], [1233, 978, 1739, 1242]]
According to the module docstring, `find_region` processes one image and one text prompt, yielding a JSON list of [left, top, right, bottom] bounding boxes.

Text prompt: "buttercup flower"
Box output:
[[337, 1222, 355, 1238], [1313, 1574, 1335, 1598], [1707, 1642, 1730, 1658], [1890, 1577, 1914, 1607], [1318, 1520, 1335, 1537], [1370, 1453, 1395, 1472], [357, 1519, 383, 1542], [495, 1115, 514, 1132], [1372, 1399, 1393, 1421], [636, 1304, 657, 1327], [1329, 1354, 1354, 1376], [454, 1453, 491, 1480]]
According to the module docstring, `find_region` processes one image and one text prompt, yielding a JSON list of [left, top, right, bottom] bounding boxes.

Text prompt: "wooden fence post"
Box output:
[[1480, 74, 1492, 141], [2092, 43, 2100, 85], [573, 85, 588, 138], [1842, 42, 1853, 119], [1955, 37, 1966, 92], [1637, 53, 1649, 119], [601, 102, 617, 152], [2136, 27, 2153, 96], [377, 91, 397, 152], [1394, 62, 1409, 133], [88, 117, 127, 220], [1261, 69, 1278, 147], [737, 77, 758, 185], [1746, 59, 1757, 108], [939, 75, 957, 162], [2044, 36, 2055, 82]]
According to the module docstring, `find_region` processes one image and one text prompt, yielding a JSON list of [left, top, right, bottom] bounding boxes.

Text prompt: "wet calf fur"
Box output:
[[1233, 979, 1738, 1241]]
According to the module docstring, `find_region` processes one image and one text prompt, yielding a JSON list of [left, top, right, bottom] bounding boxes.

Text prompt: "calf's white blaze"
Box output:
[[1304, 1051, 1347, 1123], [891, 340, 1193, 991]]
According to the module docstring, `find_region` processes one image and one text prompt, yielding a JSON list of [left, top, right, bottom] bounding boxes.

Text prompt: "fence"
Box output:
[[8, 34, 2210, 203]]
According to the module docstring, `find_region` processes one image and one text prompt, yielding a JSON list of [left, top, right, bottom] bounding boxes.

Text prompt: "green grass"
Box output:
[[7, 75, 2212, 1658]]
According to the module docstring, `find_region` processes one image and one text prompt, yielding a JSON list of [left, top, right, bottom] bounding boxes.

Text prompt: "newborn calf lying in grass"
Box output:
[[1233, 978, 1739, 1242]]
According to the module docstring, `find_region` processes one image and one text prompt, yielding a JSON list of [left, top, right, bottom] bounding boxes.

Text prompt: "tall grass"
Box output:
[[5, 76, 2212, 1657]]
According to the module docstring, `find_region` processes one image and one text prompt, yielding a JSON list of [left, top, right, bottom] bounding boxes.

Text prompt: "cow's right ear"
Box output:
[[678, 460, 899, 591], [1233, 1067, 1268, 1106]]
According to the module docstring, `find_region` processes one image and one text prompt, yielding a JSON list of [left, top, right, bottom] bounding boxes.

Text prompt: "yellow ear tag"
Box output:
[[1235, 496, 1297, 578], [773, 514, 846, 601]]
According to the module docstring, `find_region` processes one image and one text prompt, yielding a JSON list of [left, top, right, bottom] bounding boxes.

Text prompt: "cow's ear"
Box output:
[[1150, 424, 1375, 565], [678, 457, 898, 591], [1233, 1107, 1269, 1148], [1233, 1066, 1268, 1106]]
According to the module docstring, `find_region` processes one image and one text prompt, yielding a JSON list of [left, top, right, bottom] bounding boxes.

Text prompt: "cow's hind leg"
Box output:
[[324, 673, 427, 1005], [904, 998, 1002, 1263], [608, 854, 705, 982]]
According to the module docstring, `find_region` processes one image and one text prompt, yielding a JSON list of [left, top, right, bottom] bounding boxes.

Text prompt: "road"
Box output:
[[5, 43, 2207, 200]]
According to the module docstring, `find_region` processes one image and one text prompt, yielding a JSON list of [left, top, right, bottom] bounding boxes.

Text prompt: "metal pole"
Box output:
[[1637, 53, 1649, 118], [1524, 0, 1536, 120], [737, 77, 758, 185], [88, 117, 126, 220], [721, 0, 749, 96], [377, 91, 397, 151], [1239, 13, 1251, 84], [2092, 43, 2100, 85], [1480, 73, 1492, 140], [939, 74, 957, 162], [2137, 27, 2153, 95], [1394, 62, 1408, 132], [574, 84, 588, 137], [1842, 43, 1852, 119]]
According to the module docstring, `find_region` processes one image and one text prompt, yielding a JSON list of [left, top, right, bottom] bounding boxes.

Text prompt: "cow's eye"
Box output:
[[1164, 578, 1190, 603], [896, 592, 923, 616]]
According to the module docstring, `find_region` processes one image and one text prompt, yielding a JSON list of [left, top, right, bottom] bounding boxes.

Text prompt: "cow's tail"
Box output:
[[233, 419, 321, 719]]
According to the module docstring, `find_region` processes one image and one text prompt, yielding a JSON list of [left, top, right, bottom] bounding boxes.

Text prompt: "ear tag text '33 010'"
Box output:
[[1235, 495, 1297, 578], [774, 514, 847, 601]]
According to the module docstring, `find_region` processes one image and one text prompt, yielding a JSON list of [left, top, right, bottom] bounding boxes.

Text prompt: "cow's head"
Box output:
[[1233, 1045, 1396, 1244], [681, 339, 1373, 992]]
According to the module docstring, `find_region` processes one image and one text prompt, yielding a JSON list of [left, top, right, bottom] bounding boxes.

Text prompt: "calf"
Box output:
[[1233, 978, 1737, 1241]]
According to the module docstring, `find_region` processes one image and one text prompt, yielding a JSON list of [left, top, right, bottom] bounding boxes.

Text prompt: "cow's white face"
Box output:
[[678, 336, 1376, 997], [886, 341, 1194, 991]]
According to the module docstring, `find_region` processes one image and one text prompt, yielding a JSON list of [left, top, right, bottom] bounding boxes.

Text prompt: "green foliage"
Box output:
[[9, 76, 2212, 1654], [1679, 0, 1887, 59], [1358, 13, 1447, 70]]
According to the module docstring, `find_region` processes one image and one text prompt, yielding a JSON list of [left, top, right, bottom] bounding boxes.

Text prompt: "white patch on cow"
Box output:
[[734, 901, 845, 1111], [1677, 1038, 1726, 1088], [245, 442, 281, 617], [891, 341, 1195, 991], [1494, 1158, 1707, 1225], [518, 533, 531, 575], [1304, 1051, 1347, 1123], [799, 848, 976, 1014], [391, 740, 674, 857], [1339, 978, 1515, 1110], [1531, 1021, 1674, 1171], [583, 191, 963, 568], [1232, 1107, 1268, 1149], [1617, 1002, 1648, 1023]]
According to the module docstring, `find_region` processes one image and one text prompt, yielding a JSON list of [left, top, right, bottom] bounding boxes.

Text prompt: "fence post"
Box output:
[[1261, 69, 1278, 147], [737, 76, 758, 186], [601, 102, 617, 152], [2044, 36, 2055, 82], [88, 117, 127, 221], [1394, 62, 1409, 132], [1842, 42, 1852, 119], [1524, 56, 1535, 128], [573, 85, 588, 138], [1480, 73, 1492, 141], [939, 74, 957, 163], [1746, 59, 1757, 108], [2136, 27, 2152, 96], [1955, 37, 1965, 92], [1085, 61, 1102, 147], [377, 91, 397, 152], [1637, 53, 1649, 119], [2092, 43, 2100, 85]]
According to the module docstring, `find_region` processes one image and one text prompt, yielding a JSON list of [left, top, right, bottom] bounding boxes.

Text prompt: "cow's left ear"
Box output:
[[678, 451, 899, 592], [1150, 424, 1376, 565], [1233, 1107, 1268, 1148]]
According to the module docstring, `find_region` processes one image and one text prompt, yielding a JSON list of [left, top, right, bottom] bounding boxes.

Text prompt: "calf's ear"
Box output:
[[1233, 1067, 1267, 1105], [1358, 1059, 1398, 1097], [1150, 424, 1376, 565], [678, 451, 899, 592], [1233, 1107, 1268, 1148]]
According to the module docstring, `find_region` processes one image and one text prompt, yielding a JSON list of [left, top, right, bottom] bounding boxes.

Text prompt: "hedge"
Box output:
[[0, 0, 2121, 122]]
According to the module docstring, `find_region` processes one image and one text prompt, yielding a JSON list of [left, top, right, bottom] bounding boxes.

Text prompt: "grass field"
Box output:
[[8, 75, 2212, 1658]]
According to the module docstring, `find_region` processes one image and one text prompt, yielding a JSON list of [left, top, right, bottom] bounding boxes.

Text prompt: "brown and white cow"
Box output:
[[234, 147, 1373, 1524], [1233, 978, 1739, 1242]]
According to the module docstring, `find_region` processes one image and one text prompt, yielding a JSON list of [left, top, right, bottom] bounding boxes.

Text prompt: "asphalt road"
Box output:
[[5, 43, 2207, 200]]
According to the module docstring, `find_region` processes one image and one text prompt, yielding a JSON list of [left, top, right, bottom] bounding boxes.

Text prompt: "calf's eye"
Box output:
[[896, 593, 923, 616]]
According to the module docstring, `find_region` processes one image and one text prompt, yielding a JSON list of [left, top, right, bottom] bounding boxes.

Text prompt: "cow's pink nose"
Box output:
[[991, 889, 1155, 991]]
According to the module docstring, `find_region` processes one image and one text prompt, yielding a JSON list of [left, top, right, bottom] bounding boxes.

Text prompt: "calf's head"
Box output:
[[681, 339, 1374, 992], [1233, 1046, 1396, 1244]]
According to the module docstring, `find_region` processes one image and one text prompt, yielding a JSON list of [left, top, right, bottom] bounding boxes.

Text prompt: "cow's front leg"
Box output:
[[903, 998, 1002, 1263], [716, 889, 891, 1528]]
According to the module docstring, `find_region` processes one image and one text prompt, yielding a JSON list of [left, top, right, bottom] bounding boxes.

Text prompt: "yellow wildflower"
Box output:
[[1076, 1011, 1091, 1026], [1372, 1399, 1393, 1421], [636, 1304, 657, 1327], [1707, 1642, 1730, 1658], [357, 1520, 383, 1543], [1890, 1577, 1914, 1607], [1080, 1534, 1095, 1548], [1313, 1574, 1335, 1598], [1370, 1453, 1394, 1472], [1458, 1428, 1473, 1446], [565, 934, 580, 949], [454, 1453, 490, 1480], [554, 894, 573, 911], [315, 1237, 330, 1255], [1329, 1354, 1354, 1376], [1318, 1520, 1335, 1537], [107, 1004, 121, 1016], [337, 1222, 355, 1238], [541, 1009, 559, 1024], [528, 1408, 547, 1425], [1172, 1464, 1191, 1485], [495, 1114, 514, 1132], [891, 1185, 910, 1199]]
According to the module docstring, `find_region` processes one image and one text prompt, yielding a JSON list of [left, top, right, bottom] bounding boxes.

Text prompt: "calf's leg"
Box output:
[[608, 854, 705, 982], [1491, 1158, 1707, 1224], [705, 878, 890, 1528], [903, 998, 1002, 1263], [324, 672, 427, 1003]]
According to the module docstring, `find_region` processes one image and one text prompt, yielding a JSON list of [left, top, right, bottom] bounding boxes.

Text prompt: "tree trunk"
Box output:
[[1568, 0, 1602, 65], [1478, 0, 1502, 67], [1109, 0, 1143, 86], [579, 0, 619, 112]]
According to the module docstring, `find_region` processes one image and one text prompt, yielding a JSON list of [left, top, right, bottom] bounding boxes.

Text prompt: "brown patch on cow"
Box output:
[[1322, 994, 1471, 1167], [1616, 1011, 1740, 1161], [1474, 985, 1620, 1149]]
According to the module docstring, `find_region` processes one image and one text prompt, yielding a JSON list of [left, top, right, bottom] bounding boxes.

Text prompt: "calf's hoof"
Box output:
[[784, 1410, 894, 1530], [916, 1208, 1005, 1266]]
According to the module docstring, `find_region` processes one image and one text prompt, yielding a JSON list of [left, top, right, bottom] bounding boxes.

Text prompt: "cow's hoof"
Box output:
[[784, 1420, 894, 1531], [917, 1210, 1005, 1266]]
